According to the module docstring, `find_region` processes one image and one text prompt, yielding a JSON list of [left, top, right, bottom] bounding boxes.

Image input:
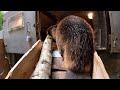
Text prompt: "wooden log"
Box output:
[[52, 71, 66, 79], [30, 35, 53, 79], [52, 57, 66, 70], [92, 51, 110, 79], [5, 40, 43, 79]]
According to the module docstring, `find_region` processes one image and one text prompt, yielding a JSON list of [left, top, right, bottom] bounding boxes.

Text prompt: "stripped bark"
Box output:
[[52, 71, 66, 79], [52, 57, 65, 70], [30, 35, 53, 79]]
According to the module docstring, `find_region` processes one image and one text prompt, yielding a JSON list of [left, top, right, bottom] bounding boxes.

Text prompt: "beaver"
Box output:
[[47, 15, 94, 79]]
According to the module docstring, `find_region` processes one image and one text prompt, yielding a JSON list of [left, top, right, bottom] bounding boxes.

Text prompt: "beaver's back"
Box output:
[[55, 15, 94, 73]]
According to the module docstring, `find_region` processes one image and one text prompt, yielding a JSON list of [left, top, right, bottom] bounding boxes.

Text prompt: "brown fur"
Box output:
[[48, 15, 94, 74]]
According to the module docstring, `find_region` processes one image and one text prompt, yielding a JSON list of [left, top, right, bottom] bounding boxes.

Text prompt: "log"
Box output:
[[52, 49, 65, 70], [30, 35, 53, 79], [5, 40, 43, 79], [52, 71, 66, 79], [92, 51, 110, 79], [52, 57, 65, 70]]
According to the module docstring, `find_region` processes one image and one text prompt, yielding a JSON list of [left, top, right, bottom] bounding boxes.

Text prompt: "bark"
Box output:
[[30, 35, 53, 79]]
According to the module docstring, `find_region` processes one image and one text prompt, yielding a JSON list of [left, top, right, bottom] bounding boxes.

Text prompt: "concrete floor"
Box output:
[[98, 51, 120, 79]]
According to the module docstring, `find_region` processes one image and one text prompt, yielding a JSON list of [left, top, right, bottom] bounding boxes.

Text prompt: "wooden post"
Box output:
[[5, 40, 43, 79], [30, 35, 53, 79], [92, 51, 110, 79]]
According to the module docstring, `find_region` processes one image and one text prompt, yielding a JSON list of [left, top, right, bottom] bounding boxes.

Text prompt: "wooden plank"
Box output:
[[0, 39, 10, 79], [5, 40, 43, 79], [30, 35, 53, 79], [52, 71, 66, 79], [52, 57, 66, 70], [0, 58, 10, 79], [93, 51, 110, 79], [0, 40, 5, 60]]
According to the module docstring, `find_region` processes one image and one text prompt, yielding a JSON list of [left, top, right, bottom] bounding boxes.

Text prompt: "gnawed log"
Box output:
[[92, 51, 109, 79], [30, 35, 53, 79], [52, 71, 66, 79], [52, 57, 65, 70], [5, 40, 43, 79]]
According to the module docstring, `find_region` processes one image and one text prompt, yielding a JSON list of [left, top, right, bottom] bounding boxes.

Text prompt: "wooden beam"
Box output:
[[41, 11, 57, 23], [5, 40, 43, 79]]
